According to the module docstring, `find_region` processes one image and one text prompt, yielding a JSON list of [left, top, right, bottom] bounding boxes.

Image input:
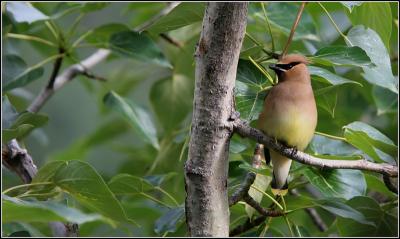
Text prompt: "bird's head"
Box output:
[[269, 54, 310, 83]]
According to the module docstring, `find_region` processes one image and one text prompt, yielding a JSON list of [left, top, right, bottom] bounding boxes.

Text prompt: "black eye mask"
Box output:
[[275, 62, 301, 70]]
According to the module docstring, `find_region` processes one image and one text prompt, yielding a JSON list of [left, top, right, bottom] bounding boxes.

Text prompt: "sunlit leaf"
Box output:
[[311, 46, 372, 67], [347, 26, 398, 93], [5, 2, 49, 24]]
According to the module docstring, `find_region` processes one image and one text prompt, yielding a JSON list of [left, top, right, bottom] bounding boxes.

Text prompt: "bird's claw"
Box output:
[[290, 146, 298, 157]]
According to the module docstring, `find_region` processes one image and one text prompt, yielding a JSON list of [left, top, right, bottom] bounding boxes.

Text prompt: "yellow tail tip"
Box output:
[[271, 187, 288, 196]]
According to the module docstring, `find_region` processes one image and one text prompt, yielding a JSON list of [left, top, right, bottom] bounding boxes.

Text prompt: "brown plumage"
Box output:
[[258, 54, 317, 195]]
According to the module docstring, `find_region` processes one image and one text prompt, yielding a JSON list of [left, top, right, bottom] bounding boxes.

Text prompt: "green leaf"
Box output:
[[364, 174, 397, 198], [108, 174, 155, 195], [303, 167, 366, 200], [150, 75, 193, 132], [2, 195, 104, 224], [314, 81, 338, 117], [340, 2, 363, 12], [146, 3, 205, 34], [245, 174, 271, 218], [372, 85, 398, 115], [2, 95, 19, 129], [154, 206, 185, 235], [343, 121, 398, 163], [8, 231, 31, 237], [235, 60, 269, 121], [80, 2, 110, 12], [33, 161, 136, 225], [86, 23, 130, 48], [307, 134, 363, 160], [109, 31, 171, 68], [316, 199, 375, 226], [347, 26, 398, 93], [311, 46, 372, 67], [103, 91, 159, 149], [2, 111, 49, 141], [265, 2, 319, 41], [337, 196, 397, 236], [5, 2, 49, 24], [347, 3, 392, 50], [309, 66, 362, 87], [3, 55, 44, 92]]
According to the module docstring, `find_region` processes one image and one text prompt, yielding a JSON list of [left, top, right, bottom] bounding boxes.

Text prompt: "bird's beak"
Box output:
[[269, 64, 286, 73]]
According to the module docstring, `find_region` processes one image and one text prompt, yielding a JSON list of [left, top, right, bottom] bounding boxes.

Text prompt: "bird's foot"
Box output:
[[229, 111, 240, 121], [290, 146, 298, 157]]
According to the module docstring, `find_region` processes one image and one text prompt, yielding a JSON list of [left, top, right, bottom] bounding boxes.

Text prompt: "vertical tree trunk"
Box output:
[[184, 2, 248, 236]]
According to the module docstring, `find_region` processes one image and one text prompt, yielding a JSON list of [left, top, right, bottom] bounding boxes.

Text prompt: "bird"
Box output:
[[257, 54, 317, 196]]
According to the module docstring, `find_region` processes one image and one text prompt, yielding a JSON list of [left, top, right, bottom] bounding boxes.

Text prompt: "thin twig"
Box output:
[[281, 2, 306, 58], [160, 33, 184, 48], [46, 47, 65, 89], [135, 2, 180, 32], [233, 118, 398, 178]]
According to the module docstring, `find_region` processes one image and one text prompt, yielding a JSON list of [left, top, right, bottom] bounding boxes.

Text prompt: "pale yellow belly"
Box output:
[[263, 105, 316, 150]]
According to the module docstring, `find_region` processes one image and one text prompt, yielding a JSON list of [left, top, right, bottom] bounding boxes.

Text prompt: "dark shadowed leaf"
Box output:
[[8, 231, 31, 237], [337, 196, 397, 236], [235, 60, 270, 121], [104, 91, 159, 149], [154, 206, 185, 235], [303, 168, 366, 200], [146, 3, 205, 34], [347, 26, 398, 93], [109, 31, 171, 68], [5, 2, 49, 24], [311, 46, 372, 67]]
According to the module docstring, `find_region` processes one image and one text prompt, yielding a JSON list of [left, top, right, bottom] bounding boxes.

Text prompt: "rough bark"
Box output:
[[184, 2, 248, 236]]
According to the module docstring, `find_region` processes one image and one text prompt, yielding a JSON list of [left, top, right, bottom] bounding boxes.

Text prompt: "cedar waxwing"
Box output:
[[258, 54, 317, 196]]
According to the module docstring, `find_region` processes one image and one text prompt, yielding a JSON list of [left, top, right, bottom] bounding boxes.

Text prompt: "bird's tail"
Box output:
[[270, 150, 292, 196]]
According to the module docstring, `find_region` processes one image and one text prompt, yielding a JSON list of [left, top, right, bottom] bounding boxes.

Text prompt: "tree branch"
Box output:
[[229, 172, 256, 206], [233, 118, 398, 177], [184, 3, 248, 236], [281, 2, 306, 58], [27, 49, 110, 113]]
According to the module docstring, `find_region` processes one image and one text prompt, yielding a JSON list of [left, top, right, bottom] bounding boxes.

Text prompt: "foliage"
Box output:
[[2, 2, 398, 237]]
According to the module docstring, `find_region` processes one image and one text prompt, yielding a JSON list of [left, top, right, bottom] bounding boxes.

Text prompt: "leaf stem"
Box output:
[[248, 56, 275, 85], [315, 131, 347, 141], [250, 185, 284, 210], [281, 2, 306, 57], [281, 195, 294, 237], [155, 186, 180, 206], [317, 2, 353, 46], [6, 33, 56, 47], [2, 182, 53, 195], [140, 192, 172, 208], [260, 2, 275, 52]]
